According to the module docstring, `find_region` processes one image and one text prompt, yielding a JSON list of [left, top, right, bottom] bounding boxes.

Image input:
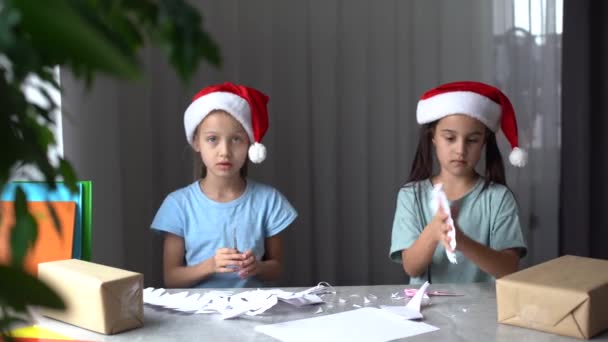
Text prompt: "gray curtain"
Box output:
[[492, 0, 562, 267], [560, 0, 608, 259], [61, 0, 562, 287]]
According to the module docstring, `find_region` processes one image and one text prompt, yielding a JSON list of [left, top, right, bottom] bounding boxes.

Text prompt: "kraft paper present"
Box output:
[[496, 255, 608, 339], [37, 259, 143, 335]]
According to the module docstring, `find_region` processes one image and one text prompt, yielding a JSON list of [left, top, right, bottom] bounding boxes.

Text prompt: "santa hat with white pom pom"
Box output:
[[416, 81, 527, 167], [184, 82, 269, 163]]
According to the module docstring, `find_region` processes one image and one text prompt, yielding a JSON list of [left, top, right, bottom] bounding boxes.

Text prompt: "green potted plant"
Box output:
[[0, 0, 220, 339]]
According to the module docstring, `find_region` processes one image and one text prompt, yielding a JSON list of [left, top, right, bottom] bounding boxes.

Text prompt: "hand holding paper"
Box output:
[[430, 183, 457, 264], [238, 250, 258, 278], [214, 248, 243, 273]]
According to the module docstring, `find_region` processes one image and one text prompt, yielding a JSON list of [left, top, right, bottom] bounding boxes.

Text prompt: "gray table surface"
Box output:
[[35, 282, 608, 341]]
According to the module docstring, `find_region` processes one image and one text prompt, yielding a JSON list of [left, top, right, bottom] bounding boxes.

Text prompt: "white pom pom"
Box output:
[[248, 142, 267, 163], [509, 147, 527, 167]]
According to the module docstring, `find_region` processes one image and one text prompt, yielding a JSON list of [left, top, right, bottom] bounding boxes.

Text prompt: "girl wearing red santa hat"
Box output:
[[389, 81, 528, 284], [151, 82, 297, 288]]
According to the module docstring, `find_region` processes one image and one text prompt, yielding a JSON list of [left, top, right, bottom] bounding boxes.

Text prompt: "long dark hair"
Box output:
[[406, 121, 506, 191]]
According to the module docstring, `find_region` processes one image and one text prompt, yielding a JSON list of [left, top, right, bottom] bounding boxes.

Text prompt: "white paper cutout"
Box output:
[[144, 285, 327, 320], [380, 281, 430, 320], [430, 183, 458, 264]]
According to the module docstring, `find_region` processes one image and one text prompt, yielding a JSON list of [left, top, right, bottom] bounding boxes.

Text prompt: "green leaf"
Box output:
[[154, 0, 221, 81], [9, 187, 37, 268], [0, 265, 65, 311], [12, 0, 141, 79], [0, 4, 20, 48], [45, 202, 62, 239], [58, 159, 78, 193]]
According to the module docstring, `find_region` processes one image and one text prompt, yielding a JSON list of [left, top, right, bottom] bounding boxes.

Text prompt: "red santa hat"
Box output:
[[416, 81, 527, 167], [184, 82, 269, 163]]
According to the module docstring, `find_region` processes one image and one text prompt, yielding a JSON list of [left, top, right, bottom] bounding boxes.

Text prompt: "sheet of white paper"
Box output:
[[379, 305, 423, 320], [255, 307, 438, 342]]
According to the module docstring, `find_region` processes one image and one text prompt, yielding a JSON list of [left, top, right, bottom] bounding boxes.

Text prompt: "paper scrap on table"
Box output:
[[381, 281, 430, 320], [143, 284, 328, 319], [431, 183, 457, 264], [255, 307, 438, 342], [390, 292, 403, 300], [404, 288, 463, 297]]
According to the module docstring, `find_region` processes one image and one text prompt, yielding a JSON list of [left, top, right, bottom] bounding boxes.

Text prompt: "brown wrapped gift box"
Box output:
[[496, 255, 608, 339], [38, 259, 144, 334]]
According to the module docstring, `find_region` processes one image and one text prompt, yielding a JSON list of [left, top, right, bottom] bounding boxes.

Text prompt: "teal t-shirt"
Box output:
[[389, 177, 527, 284]]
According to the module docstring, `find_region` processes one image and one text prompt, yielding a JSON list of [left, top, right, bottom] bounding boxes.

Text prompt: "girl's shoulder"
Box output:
[[245, 179, 295, 211], [400, 179, 432, 194], [480, 180, 514, 198], [245, 179, 285, 198], [475, 179, 518, 208], [396, 179, 432, 203], [164, 181, 200, 203]]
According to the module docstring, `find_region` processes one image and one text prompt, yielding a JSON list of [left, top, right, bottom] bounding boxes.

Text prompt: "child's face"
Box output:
[[432, 114, 486, 178], [194, 111, 250, 179]]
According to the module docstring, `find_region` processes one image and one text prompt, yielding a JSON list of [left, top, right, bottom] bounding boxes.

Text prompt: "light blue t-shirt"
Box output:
[[151, 179, 297, 288], [389, 177, 527, 284]]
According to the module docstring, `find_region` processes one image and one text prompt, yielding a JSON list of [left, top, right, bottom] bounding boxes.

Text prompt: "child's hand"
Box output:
[[447, 205, 466, 252], [213, 248, 242, 273], [426, 205, 453, 251], [238, 250, 258, 279]]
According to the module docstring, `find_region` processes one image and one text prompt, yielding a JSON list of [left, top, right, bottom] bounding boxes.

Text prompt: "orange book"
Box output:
[[0, 201, 76, 275]]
